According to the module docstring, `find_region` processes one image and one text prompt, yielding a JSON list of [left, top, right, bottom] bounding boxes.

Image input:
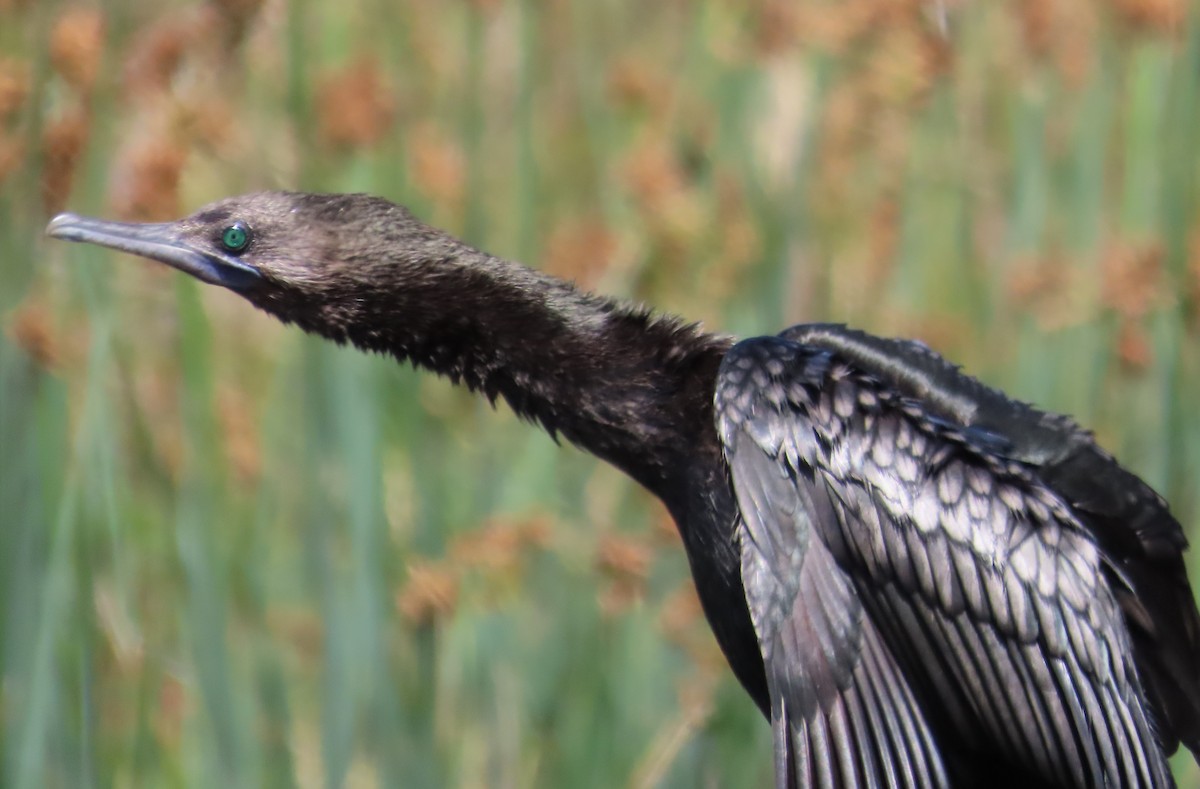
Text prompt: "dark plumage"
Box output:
[[47, 192, 1200, 788]]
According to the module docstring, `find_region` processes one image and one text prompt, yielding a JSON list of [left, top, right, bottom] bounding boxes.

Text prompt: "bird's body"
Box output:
[[47, 192, 1200, 788]]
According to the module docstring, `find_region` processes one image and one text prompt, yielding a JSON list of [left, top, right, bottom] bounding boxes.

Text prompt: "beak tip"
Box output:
[[45, 213, 81, 241]]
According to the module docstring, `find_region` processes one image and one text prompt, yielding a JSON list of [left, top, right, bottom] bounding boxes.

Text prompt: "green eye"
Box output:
[[221, 222, 250, 253]]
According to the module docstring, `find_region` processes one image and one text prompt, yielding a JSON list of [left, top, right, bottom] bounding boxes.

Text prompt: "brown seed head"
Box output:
[[595, 532, 655, 618], [50, 7, 105, 95], [622, 140, 685, 209], [450, 516, 550, 575], [7, 301, 61, 369], [1114, 319, 1154, 372], [864, 26, 939, 106], [595, 533, 654, 584], [543, 217, 619, 288], [1007, 255, 1091, 331], [175, 95, 236, 152], [110, 136, 187, 221], [753, 0, 800, 56], [122, 15, 190, 99], [209, 0, 265, 43], [396, 561, 459, 627], [1110, 0, 1186, 34], [316, 57, 397, 151], [607, 57, 670, 114], [0, 131, 23, 185], [41, 108, 90, 214], [407, 122, 466, 208], [1018, 0, 1096, 84], [1102, 241, 1165, 319], [1018, 0, 1055, 56], [597, 580, 643, 618], [0, 58, 30, 119]]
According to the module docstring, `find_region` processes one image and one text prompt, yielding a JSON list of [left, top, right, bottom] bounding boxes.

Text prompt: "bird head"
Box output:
[[46, 191, 464, 337]]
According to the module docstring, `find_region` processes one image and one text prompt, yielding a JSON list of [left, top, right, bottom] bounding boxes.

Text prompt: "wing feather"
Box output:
[[999, 634, 1074, 785], [718, 337, 949, 788], [841, 673, 888, 788], [716, 332, 1180, 787], [784, 322, 1200, 757]]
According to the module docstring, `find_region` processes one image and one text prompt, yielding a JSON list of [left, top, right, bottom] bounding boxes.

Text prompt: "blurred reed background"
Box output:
[[2, 0, 1199, 786]]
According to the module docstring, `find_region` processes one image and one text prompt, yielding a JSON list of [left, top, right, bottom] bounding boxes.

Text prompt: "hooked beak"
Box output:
[[46, 213, 262, 291]]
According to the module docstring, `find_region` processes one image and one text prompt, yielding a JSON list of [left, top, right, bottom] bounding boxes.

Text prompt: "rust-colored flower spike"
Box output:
[[175, 95, 236, 153], [1016, 0, 1096, 84], [1110, 0, 1187, 34], [407, 122, 465, 208], [597, 581, 642, 618], [607, 57, 670, 115], [396, 561, 459, 627], [0, 58, 30, 120], [1115, 320, 1154, 373], [864, 26, 939, 106], [595, 533, 654, 584], [1102, 241, 1166, 320], [315, 57, 397, 151], [0, 133, 21, 185], [1006, 255, 1082, 331], [543, 217, 619, 289], [7, 301, 62, 370], [752, 0, 800, 56], [41, 109, 89, 215], [450, 517, 538, 574], [109, 136, 187, 221], [50, 7, 105, 96], [622, 140, 685, 210], [121, 14, 191, 100], [1018, 0, 1055, 55], [0, 60, 31, 186], [595, 533, 655, 617], [208, 0, 265, 44]]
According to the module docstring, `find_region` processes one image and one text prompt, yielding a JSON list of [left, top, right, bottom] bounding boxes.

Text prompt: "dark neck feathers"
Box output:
[[257, 233, 732, 496]]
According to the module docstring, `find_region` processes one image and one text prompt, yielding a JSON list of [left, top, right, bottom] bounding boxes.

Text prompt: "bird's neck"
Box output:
[[292, 246, 732, 496]]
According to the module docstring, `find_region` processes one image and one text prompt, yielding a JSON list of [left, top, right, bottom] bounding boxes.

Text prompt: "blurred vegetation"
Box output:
[[2, 0, 1199, 786]]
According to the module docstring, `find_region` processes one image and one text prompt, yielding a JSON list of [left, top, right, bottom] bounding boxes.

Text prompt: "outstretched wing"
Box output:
[[717, 338, 948, 789], [721, 406, 948, 788], [716, 332, 1177, 788], [786, 322, 1200, 759]]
